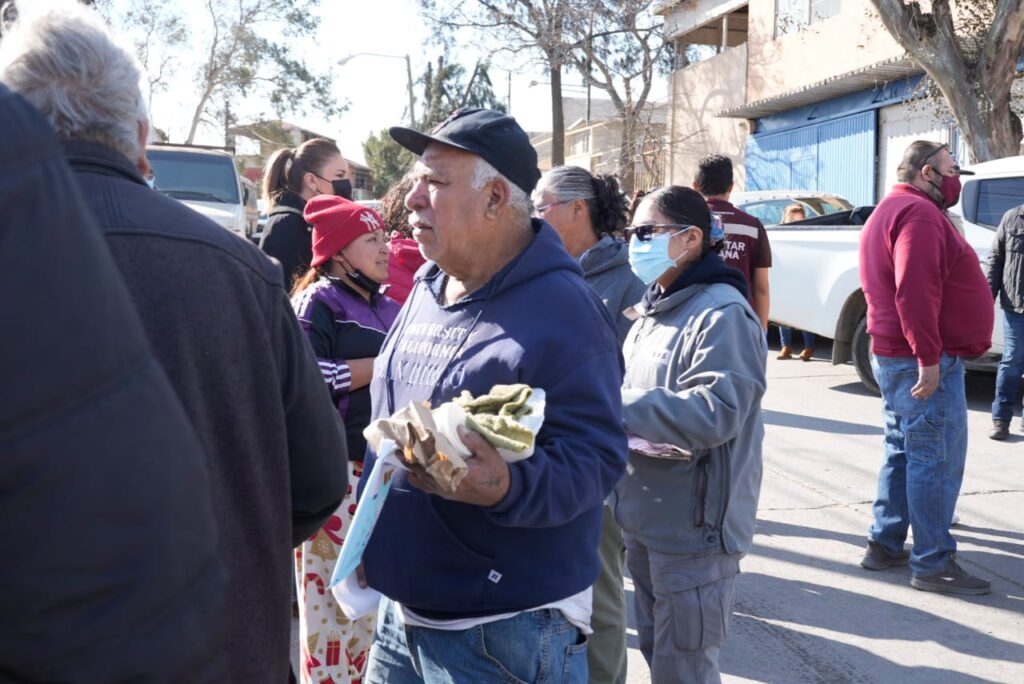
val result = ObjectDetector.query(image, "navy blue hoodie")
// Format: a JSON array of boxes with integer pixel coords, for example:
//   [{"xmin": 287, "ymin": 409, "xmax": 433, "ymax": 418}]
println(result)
[{"xmin": 361, "ymin": 221, "xmax": 628, "ymax": 618}]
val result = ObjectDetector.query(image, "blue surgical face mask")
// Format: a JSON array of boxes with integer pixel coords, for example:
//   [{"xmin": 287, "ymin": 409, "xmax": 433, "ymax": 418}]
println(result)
[{"xmin": 627, "ymin": 228, "xmax": 695, "ymax": 285}]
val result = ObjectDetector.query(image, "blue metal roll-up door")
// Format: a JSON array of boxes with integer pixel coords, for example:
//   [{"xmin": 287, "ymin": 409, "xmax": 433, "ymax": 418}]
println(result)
[{"xmin": 745, "ymin": 110, "xmax": 877, "ymax": 206}]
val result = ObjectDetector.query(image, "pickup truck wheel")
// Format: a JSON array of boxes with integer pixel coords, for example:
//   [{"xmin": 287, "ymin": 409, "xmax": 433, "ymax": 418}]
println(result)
[{"xmin": 852, "ymin": 317, "xmax": 880, "ymax": 396}]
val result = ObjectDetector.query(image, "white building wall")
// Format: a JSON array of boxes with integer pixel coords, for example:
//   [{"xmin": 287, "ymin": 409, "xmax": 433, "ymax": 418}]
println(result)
[{"xmin": 877, "ymin": 101, "xmax": 959, "ymax": 199}]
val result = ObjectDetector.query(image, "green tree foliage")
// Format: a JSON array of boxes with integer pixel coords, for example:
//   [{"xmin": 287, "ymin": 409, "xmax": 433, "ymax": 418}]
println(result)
[
  {"xmin": 363, "ymin": 53, "xmax": 505, "ymax": 197},
  {"xmin": 363, "ymin": 128, "xmax": 415, "ymax": 198},
  {"xmin": 419, "ymin": 54, "xmax": 507, "ymax": 129},
  {"xmin": 97, "ymin": 0, "xmax": 341, "ymax": 144}
]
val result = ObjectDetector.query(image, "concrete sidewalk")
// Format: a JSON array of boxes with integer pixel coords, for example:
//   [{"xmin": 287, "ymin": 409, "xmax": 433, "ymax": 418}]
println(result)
[{"xmin": 626, "ymin": 345, "xmax": 1024, "ymax": 683}]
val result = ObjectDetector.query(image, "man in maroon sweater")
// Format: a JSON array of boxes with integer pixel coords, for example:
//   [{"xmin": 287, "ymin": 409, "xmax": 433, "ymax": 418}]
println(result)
[
  {"xmin": 859, "ymin": 140, "xmax": 993, "ymax": 596},
  {"xmin": 694, "ymin": 155, "xmax": 772, "ymax": 330}
]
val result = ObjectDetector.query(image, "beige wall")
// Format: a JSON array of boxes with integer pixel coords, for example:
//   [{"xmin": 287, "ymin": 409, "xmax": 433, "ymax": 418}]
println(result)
[
  {"xmin": 667, "ymin": 43, "xmax": 750, "ymax": 189},
  {"xmin": 745, "ymin": 0, "xmax": 905, "ymax": 102}
]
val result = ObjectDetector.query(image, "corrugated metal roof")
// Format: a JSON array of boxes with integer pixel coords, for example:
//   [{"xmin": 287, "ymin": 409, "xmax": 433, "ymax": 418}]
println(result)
[{"xmin": 715, "ymin": 56, "xmax": 921, "ymax": 119}]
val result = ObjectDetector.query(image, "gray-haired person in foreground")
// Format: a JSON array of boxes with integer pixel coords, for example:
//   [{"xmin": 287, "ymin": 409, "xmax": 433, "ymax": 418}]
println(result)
[
  {"xmin": 0, "ymin": 4, "xmax": 349, "ymax": 680},
  {"xmin": 533, "ymin": 165, "xmax": 644, "ymax": 684}
]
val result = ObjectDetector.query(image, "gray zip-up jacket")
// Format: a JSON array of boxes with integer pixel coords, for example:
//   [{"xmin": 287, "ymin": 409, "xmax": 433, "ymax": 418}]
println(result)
[
  {"xmin": 611, "ymin": 281, "xmax": 766, "ymax": 556},
  {"xmin": 579, "ymin": 235, "xmax": 648, "ymax": 345},
  {"xmin": 987, "ymin": 204, "xmax": 1024, "ymax": 314}
]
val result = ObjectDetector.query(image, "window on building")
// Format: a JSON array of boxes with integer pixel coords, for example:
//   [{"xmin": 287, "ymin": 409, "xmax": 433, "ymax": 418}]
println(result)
[
  {"xmin": 975, "ymin": 177, "xmax": 1024, "ymax": 227},
  {"xmin": 569, "ymin": 132, "xmax": 590, "ymax": 156},
  {"xmin": 775, "ymin": 0, "xmax": 840, "ymax": 37},
  {"xmin": 671, "ymin": 5, "xmax": 748, "ymax": 69}
]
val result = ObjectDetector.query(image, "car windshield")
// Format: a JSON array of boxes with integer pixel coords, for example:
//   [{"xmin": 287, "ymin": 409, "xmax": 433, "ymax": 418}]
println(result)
[
  {"xmin": 148, "ymin": 149, "xmax": 239, "ymax": 204},
  {"xmin": 801, "ymin": 196, "xmax": 853, "ymax": 215},
  {"xmin": 739, "ymin": 196, "xmax": 854, "ymax": 225}
]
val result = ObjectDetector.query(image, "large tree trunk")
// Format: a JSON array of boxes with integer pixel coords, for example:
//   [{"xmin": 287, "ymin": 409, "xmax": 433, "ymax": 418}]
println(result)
[
  {"xmin": 931, "ymin": 76, "xmax": 1020, "ymax": 161},
  {"xmin": 617, "ymin": 113, "xmax": 636, "ymax": 192},
  {"xmin": 550, "ymin": 64, "xmax": 565, "ymax": 167},
  {"xmin": 870, "ymin": 0, "xmax": 1024, "ymax": 162},
  {"xmin": 185, "ymin": 84, "xmax": 214, "ymax": 145}
]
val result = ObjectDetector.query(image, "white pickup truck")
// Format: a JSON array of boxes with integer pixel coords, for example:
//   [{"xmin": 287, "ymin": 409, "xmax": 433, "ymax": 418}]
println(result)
[{"xmin": 763, "ymin": 157, "xmax": 1024, "ymax": 394}]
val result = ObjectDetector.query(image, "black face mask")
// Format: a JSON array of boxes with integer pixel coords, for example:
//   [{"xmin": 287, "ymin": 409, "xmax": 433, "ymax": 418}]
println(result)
[
  {"xmin": 346, "ymin": 268, "xmax": 381, "ymax": 294},
  {"xmin": 332, "ymin": 178, "xmax": 353, "ymax": 200},
  {"xmin": 332, "ymin": 256, "xmax": 381, "ymax": 295}
]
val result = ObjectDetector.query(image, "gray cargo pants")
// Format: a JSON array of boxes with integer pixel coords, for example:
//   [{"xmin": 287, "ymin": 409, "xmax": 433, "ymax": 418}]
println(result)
[{"xmin": 625, "ymin": 539, "xmax": 738, "ymax": 684}]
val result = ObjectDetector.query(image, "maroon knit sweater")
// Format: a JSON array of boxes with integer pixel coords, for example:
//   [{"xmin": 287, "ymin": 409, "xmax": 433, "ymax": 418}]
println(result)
[{"xmin": 859, "ymin": 183, "xmax": 992, "ymax": 366}]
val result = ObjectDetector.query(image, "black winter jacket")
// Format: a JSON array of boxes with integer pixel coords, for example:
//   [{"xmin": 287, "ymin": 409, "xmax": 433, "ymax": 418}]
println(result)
[
  {"xmin": 987, "ymin": 204, "xmax": 1024, "ymax": 314},
  {"xmin": 0, "ymin": 87, "xmax": 227, "ymax": 681},
  {"xmin": 64, "ymin": 140, "xmax": 349, "ymax": 682},
  {"xmin": 260, "ymin": 190, "xmax": 312, "ymax": 292}
]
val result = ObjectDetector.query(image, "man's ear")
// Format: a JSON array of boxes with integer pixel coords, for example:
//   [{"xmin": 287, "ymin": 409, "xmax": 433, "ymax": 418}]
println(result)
[{"xmin": 484, "ymin": 178, "xmax": 511, "ymax": 219}]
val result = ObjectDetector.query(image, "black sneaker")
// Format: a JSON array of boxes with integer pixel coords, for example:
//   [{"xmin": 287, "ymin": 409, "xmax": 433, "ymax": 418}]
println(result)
[
  {"xmin": 911, "ymin": 558, "xmax": 991, "ymax": 595},
  {"xmin": 860, "ymin": 541, "xmax": 910, "ymax": 570},
  {"xmin": 990, "ymin": 420, "xmax": 1010, "ymax": 441}
]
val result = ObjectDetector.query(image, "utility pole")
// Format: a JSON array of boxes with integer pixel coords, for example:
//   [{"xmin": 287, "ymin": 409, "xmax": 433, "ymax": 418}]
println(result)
[
  {"xmin": 404, "ymin": 54, "xmax": 417, "ymax": 126},
  {"xmin": 224, "ymin": 96, "xmax": 231, "ymax": 149}
]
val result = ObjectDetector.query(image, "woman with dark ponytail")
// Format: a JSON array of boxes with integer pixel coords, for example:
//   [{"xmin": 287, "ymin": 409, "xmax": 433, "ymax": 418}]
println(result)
[
  {"xmin": 259, "ymin": 138, "xmax": 350, "ymax": 291},
  {"xmin": 532, "ymin": 165, "xmax": 646, "ymax": 684}
]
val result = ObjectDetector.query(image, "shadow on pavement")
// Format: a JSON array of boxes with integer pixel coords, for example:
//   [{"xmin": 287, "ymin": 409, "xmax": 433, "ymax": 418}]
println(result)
[
  {"xmin": 763, "ymin": 409, "xmax": 882, "ymax": 436},
  {"xmin": 732, "ymin": 572, "xmax": 1024, "ymax": 664},
  {"xmin": 829, "ymin": 380, "xmax": 876, "ymax": 397},
  {"xmin": 723, "ymin": 608, "xmax": 1002, "ymax": 684},
  {"xmin": 751, "ymin": 520, "xmax": 1024, "ymax": 600}
]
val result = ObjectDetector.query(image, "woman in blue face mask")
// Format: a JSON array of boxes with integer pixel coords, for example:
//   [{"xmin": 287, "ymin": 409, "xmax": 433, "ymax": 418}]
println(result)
[{"xmin": 616, "ymin": 186, "xmax": 767, "ymax": 684}]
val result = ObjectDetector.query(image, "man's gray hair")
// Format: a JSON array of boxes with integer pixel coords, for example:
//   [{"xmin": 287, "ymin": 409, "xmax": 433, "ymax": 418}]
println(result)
[
  {"xmin": 0, "ymin": 2, "xmax": 147, "ymax": 162},
  {"xmin": 471, "ymin": 157, "xmax": 534, "ymax": 224}
]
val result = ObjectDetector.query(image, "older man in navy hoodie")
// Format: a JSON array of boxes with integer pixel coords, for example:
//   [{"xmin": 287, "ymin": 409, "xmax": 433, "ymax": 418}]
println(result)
[{"xmin": 360, "ymin": 108, "xmax": 628, "ymax": 683}]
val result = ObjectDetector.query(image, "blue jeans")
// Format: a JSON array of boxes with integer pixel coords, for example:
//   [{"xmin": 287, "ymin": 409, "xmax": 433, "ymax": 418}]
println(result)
[
  {"xmin": 992, "ymin": 309, "xmax": 1024, "ymax": 422},
  {"xmin": 779, "ymin": 326, "xmax": 815, "ymax": 349},
  {"xmin": 364, "ymin": 597, "xmax": 588, "ymax": 684},
  {"xmin": 869, "ymin": 354, "xmax": 967, "ymax": 576}
]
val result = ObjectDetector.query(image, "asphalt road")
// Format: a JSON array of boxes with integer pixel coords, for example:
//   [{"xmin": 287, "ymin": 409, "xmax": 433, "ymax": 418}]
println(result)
[{"xmin": 625, "ymin": 340, "xmax": 1024, "ymax": 683}]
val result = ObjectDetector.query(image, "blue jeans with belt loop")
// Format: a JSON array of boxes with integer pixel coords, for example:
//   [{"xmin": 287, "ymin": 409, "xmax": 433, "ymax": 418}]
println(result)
[
  {"xmin": 364, "ymin": 597, "xmax": 588, "ymax": 684},
  {"xmin": 992, "ymin": 309, "xmax": 1024, "ymax": 423},
  {"xmin": 868, "ymin": 354, "xmax": 967, "ymax": 576}
]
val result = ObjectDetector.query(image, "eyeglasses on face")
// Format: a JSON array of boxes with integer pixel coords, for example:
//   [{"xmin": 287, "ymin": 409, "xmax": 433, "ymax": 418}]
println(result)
[
  {"xmin": 623, "ymin": 223, "xmax": 696, "ymax": 242},
  {"xmin": 533, "ymin": 200, "xmax": 569, "ymax": 216}
]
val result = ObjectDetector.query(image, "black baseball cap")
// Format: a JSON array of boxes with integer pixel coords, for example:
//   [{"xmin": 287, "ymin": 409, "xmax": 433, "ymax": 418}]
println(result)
[{"xmin": 389, "ymin": 108, "xmax": 542, "ymax": 195}]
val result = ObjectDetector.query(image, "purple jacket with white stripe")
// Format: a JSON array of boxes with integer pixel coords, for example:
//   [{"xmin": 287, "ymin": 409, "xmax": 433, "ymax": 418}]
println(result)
[{"xmin": 292, "ymin": 277, "xmax": 401, "ymax": 460}]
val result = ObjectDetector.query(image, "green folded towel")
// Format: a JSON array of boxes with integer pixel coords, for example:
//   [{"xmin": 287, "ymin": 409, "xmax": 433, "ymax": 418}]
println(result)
[{"xmin": 455, "ymin": 384, "xmax": 535, "ymax": 452}]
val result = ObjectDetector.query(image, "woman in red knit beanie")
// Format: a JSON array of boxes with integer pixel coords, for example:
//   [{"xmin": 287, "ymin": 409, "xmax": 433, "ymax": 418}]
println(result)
[{"xmin": 290, "ymin": 196, "xmax": 401, "ymax": 684}]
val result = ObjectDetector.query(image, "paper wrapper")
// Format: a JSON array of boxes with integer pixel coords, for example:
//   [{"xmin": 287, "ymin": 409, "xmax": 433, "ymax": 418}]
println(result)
[{"xmin": 364, "ymin": 402, "xmax": 468, "ymax": 493}]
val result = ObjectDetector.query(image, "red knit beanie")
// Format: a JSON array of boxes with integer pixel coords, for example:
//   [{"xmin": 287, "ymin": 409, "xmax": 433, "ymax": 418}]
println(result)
[{"xmin": 304, "ymin": 195, "xmax": 385, "ymax": 267}]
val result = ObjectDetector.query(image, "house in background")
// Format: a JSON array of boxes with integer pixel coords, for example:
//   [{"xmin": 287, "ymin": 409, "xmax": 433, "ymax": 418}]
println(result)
[
  {"xmin": 229, "ymin": 120, "xmax": 374, "ymax": 200},
  {"xmin": 656, "ymin": 0, "xmax": 1003, "ymax": 205},
  {"xmin": 530, "ymin": 96, "xmax": 669, "ymax": 190}
]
